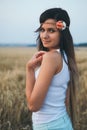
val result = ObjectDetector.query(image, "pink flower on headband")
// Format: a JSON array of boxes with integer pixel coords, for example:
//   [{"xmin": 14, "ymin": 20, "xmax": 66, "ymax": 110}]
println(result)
[{"xmin": 56, "ymin": 21, "xmax": 67, "ymax": 30}]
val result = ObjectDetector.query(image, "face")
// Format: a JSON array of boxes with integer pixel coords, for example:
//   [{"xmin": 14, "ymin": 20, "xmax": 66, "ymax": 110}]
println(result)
[{"xmin": 40, "ymin": 19, "xmax": 60, "ymax": 51}]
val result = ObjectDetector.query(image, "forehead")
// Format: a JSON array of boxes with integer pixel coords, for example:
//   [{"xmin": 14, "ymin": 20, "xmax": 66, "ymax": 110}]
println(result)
[{"xmin": 41, "ymin": 19, "xmax": 56, "ymax": 28}]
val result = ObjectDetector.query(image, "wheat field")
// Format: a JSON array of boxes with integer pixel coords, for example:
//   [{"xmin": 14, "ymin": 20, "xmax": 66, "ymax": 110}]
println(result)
[{"xmin": 0, "ymin": 47, "xmax": 87, "ymax": 130}]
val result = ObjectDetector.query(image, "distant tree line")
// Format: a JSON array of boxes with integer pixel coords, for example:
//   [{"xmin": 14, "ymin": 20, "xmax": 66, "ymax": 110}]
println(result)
[
  {"xmin": 74, "ymin": 43, "xmax": 87, "ymax": 47},
  {"xmin": 0, "ymin": 43, "xmax": 87, "ymax": 47}
]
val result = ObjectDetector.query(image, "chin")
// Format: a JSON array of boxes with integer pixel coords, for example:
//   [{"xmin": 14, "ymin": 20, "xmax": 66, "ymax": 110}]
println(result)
[{"xmin": 43, "ymin": 43, "xmax": 50, "ymax": 47}]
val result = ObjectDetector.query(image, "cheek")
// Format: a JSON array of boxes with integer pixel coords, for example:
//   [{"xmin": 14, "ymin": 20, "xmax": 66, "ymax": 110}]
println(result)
[
  {"xmin": 52, "ymin": 33, "xmax": 60, "ymax": 43},
  {"xmin": 40, "ymin": 33, "xmax": 42, "ymax": 39}
]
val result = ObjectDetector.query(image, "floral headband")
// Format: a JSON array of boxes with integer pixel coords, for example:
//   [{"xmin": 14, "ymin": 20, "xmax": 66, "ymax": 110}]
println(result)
[
  {"xmin": 56, "ymin": 20, "xmax": 68, "ymax": 31},
  {"xmin": 40, "ymin": 20, "xmax": 68, "ymax": 31}
]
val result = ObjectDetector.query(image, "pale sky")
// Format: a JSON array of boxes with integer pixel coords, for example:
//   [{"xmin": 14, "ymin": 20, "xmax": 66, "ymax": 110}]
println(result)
[{"xmin": 0, "ymin": 0, "xmax": 87, "ymax": 44}]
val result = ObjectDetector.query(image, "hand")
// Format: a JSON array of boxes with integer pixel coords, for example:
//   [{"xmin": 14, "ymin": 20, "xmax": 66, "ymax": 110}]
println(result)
[{"xmin": 26, "ymin": 51, "xmax": 46, "ymax": 71}]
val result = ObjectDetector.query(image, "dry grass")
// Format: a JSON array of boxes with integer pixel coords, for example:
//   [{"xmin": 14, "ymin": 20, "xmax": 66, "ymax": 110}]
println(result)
[
  {"xmin": 0, "ymin": 47, "xmax": 87, "ymax": 130},
  {"xmin": 75, "ymin": 47, "xmax": 87, "ymax": 130}
]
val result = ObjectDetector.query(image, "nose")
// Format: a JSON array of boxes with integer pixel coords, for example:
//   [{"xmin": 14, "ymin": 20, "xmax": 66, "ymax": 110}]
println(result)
[{"xmin": 42, "ymin": 31, "xmax": 49, "ymax": 39}]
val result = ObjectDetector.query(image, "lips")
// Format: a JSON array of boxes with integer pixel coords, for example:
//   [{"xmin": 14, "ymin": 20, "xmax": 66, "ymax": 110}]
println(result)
[{"xmin": 42, "ymin": 40, "xmax": 51, "ymax": 43}]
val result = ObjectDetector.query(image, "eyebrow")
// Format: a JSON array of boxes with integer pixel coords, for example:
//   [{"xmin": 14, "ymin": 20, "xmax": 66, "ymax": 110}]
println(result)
[{"xmin": 40, "ymin": 26, "xmax": 57, "ymax": 30}]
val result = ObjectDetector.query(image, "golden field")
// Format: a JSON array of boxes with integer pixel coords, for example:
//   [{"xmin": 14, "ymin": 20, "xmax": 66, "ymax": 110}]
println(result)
[{"xmin": 0, "ymin": 47, "xmax": 87, "ymax": 130}]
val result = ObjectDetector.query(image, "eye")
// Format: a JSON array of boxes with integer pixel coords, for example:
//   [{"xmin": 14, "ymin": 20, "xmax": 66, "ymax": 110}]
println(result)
[
  {"xmin": 48, "ymin": 28, "xmax": 56, "ymax": 33},
  {"xmin": 40, "ymin": 28, "xmax": 45, "ymax": 33}
]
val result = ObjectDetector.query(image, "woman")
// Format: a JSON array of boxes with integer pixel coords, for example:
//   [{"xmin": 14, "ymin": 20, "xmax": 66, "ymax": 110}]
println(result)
[{"xmin": 26, "ymin": 8, "xmax": 79, "ymax": 130}]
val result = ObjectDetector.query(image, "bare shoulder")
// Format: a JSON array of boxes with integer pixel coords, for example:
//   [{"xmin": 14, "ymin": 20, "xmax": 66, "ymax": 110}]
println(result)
[
  {"xmin": 43, "ymin": 50, "xmax": 62, "ymax": 64},
  {"xmin": 41, "ymin": 50, "xmax": 62, "ymax": 74}
]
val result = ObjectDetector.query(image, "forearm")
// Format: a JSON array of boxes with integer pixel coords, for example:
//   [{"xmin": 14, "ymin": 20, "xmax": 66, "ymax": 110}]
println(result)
[{"xmin": 26, "ymin": 67, "xmax": 35, "ymax": 102}]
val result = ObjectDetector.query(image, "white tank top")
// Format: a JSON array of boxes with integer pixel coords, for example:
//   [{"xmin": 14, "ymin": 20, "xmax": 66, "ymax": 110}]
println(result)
[{"xmin": 32, "ymin": 49, "xmax": 70, "ymax": 124}]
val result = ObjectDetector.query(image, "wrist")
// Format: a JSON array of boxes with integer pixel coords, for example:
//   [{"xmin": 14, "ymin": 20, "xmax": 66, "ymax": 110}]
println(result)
[{"xmin": 26, "ymin": 64, "xmax": 35, "ymax": 72}]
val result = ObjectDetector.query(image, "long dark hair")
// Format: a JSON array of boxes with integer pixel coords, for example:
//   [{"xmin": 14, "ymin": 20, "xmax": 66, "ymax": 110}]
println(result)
[{"xmin": 36, "ymin": 8, "xmax": 79, "ymax": 129}]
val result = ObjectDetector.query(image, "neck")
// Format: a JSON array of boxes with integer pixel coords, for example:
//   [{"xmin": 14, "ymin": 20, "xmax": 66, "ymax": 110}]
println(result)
[{"xmin": 48, "ymin": 47, "xmax": 60, "ymax": 52}]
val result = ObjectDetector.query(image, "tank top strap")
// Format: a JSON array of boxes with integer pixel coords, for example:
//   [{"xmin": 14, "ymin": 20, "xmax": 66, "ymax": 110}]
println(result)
[
  {"xmin": 56, "ymin": 48, "xmax": 60, "ymax": 53},
  {"xmin": 54, "ymin": 48, "xmax": 60, "ymax": 53},
  {"xmin": 55, "ymin": 49, "xmax": 67, "ymax": 62}
]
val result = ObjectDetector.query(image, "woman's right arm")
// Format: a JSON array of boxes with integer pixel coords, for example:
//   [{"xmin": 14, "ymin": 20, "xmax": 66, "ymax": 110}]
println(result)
[{"xmin": 25, "ymin": 51, "xmax": 46, "ymax": 111}]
